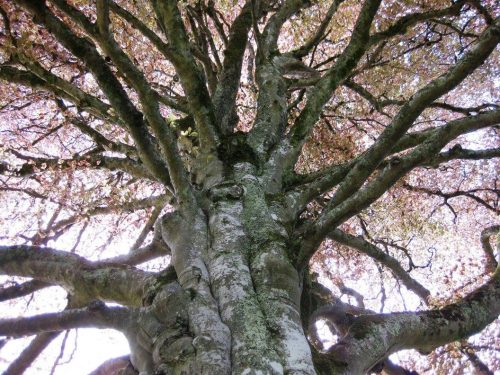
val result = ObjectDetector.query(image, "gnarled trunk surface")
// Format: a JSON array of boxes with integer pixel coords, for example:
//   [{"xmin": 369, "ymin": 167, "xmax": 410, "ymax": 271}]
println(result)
[{"xmin": 130, "ymin": 164, "xmax": 315, "ymax": 374}]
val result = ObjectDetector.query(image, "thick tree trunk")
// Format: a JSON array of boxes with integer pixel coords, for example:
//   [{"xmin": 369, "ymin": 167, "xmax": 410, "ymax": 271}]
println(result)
[
  {"xmin": 0, "ymin": 174, "xmax": 498, "ymax": 375},
  {"xmin": 126, "ymin": 164, "xmax": 315, "ymax": 374}
]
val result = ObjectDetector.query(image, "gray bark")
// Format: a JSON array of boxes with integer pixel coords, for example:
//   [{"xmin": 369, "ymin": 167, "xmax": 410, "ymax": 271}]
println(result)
[{"xmin": 0, "ymin": 1, "xmax": 498, "ymax": 374}]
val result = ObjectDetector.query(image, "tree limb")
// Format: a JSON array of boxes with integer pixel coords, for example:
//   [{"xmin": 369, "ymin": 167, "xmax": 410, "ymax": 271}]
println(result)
[
  {"xmin": 0, "ymin": 303, "xmax": 132, "ymax": 337},
  {"xmin": 5, "ymin": 149, "xmax": 154, "ymax": 181},
  {"xmin": 315, "ymin": 19, "xmax": 499, "ymax": 217},
  {"xmin": 151, "ymin": 0, "xmax": 220, "ymax": 154},
  {"xmin": 0, "ymin": 245, "xmax": 155, "ymax": 306},
  {"xmin": 321, "ymin": 266, "xmax": 499, "ymax": 374},
  {"xmin": 292, "ymin": 0, "xmax": 344, "ymax": 58},
  {"xmin": 298, "ymin": 110, "xmax": 500, "ymax": 267},
  {"xmin": 328, "ymin": 229, "xmax": 431, "ymax": 302},
  {"xmin": 3, "ymin": 332, "xmax": 61, "ymax": 375},
  {"xmin": 213, "ymin": 1, "xmax": 252, "ymax": 134},
  {"xmin": 0, "ymin": 280, "xmax": 51, "ymax": 302},
  {"xmin": 267, "ymin": 0, "xmax": 382, "ymax": 176},
  {"xmin": 17, "ymin": 0, "xmax": 172, "ymax": 187},
  {"xmin": 369, "ymin": 1, "xmax": 465, "ymax": 46},
  {"xmin": 50, "ymin": 0, "xmax": 194, "ymax": 200}
]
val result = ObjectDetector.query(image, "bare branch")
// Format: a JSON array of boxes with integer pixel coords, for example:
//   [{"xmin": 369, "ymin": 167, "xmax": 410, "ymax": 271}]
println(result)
[
  {"xmin": 292, "ymin": 0, "xmax": 344, "ymax": 58},
  {"xmin": 213, "ymin": 1, "xmax": 252, "ymax": 134},
  {"xmin": 0, "ymin": 280, "xmax": 51, "ymax": 302},
  {"xmin": 3, "ymin": 332, "xmax": 61, "ymax": 375},
  {"xmin": 329, "ymin": 229, "xmax": 431, "ymax": 302},
  {"xmin": 16, "ymin": 0, "xmax": 172, "ymax": 187},
  {"xmin": 0, "ymin": 303, "xmax": 132, "ymax": 337},
  {"xmin": 287, "ymin": 112, "xmax": 499, "ymax": 218},
  {"xmin": 0, "ymin": 245, "xmax": 155, "ymax": 306},
  {"xmin": 321, "ymin": 267, "xmax": 499, "ymax": 374}
]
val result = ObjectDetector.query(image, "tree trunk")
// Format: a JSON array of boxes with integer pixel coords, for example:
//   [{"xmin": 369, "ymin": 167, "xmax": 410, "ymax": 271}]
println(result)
[{"xmin": 123, "ymin": 163, "xmax": 315, "ymax": 374}]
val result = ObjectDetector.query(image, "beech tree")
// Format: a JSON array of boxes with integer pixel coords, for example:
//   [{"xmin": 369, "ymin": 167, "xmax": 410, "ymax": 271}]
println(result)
[{"xmin": 0, "ymin": 0, "xmax": 498, "ymax": 374}]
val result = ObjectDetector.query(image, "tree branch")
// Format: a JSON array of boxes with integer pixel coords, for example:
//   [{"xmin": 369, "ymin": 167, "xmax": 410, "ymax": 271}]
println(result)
[
  {"xmin": 261, "ymin": 0, "xmax": 311, "ymax": 57},
  {"xmin": 0, "ymin": 303, "xmax": 132, "ymax": 337},
  {"xmin": 213, "ymin": 1, "xmax": 252, "ymax": 134},
  {"xmin": 267, "ymin": 0, "xmax": 382, "ymax": 176},
  {"xmin": 0, "ymin": 245, "xmax": 155, "ymax": 306},
  {"xmin": 292, "ymin": 0, "xmax": 344, "ymax": 58},
  {"xmin": 3, "ymin": 332, "xmax": 61, "ymax": 375},
  {"xmin": 298, "ymin": 110, "xmax": 500, "ymax": 267},
  {"xmin": 345, "ymin": 79, "xmax": 498, "ymax": 116},
  {"xmin": 151, "ymin": 0, "xmax": 220, "ymax": 154},
  {"xmin": 50, "ymin": 0, "xmax": 194, "ymax": 200},
  {"xmin": 403, "ymin": 183, "xmax": 499, "ymax": 215},
  {"xmin": 321, "ymin": 266, "xmax": 500, "ymax": 374},
  {"xmin": 328, "ymin": 229, "xmax": 430, "ymax": 302},
  {"xmin": 314, "ymin": 19, "xmax": 499, "ymax": 217},
  {"xmin": 286, "ymin": 110, "xmax": 499, "ymax": 219},
  {"xmin": 369, "ymin": 1, "xmax": 465, "ymax": 46},
  {"xmin": 0, "ymin": 64, "xmax": 119, "ymax": 125},
  {"xmin": 16, "ymin": 0, "xmax": 172, "ymax": 187},
  {"xmin": 0, "ymin": 280, "xmax": 51, "ymax": 302},
  {"xmin": 5, "ymin": 149, "xmax": 154, "ymax": 180}
]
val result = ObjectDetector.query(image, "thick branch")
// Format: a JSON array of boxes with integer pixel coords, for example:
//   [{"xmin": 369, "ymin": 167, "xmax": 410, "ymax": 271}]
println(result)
[
  {"xmin": 101, "ymin": 224, "xmax": 171, "ymax": 267},
  {"xmin": 0, "ymin": 303, "xmax": 131, "ymax": 337},
  {"xmin": 288, "ymin": 0, "xmax": 381, "ymax": 145},
  {"xmin": 151, "ymin": 0, "xmax": 220, "ymax": 153},
  {"xmin": 323, "ymin": 268, "xmax": 500, "ymax": 374},
  {"xmin": 268, "ymin": 0, "xmax": 381, "ymax": 175},
  {"xmin": 50, "ymin": 0, "xmax": 193, "ymax": 200},
  {"xmin": 261, "ymin": 0, "xmax": 310, "ymax": 56},
  {"xmin": 0, "ymin": 64, "xmax": 118, "ymax": 124},
  {"xmin": 427, "ymin": 147, "xmax": 500, "ymax": 166},
  {"xmin": 0, "ymin": 280, "xmax": 50, "ymax": 302},
  {"xmin": 213, "ymin": 2, "xmax": 252, "ymax": 134},
  {"xmin": 6, "ymin": 149, "xmax": 153, "ymax": 180},
  {"xmin": 287, "ymin": 116, "xmax": 499, "ymax": 218},
  {"xmin": 319, "ymin": 19, "xmax": 500, "ymax": 214},
  {"xmin": 0, "ymin": 245, "xmax": 154, "ymax": 306}
]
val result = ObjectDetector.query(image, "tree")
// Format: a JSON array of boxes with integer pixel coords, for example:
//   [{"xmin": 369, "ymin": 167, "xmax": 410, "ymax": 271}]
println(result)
[{"xmin": 0, "ymin": 0, "xmax": 498, "ymax": 373}]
